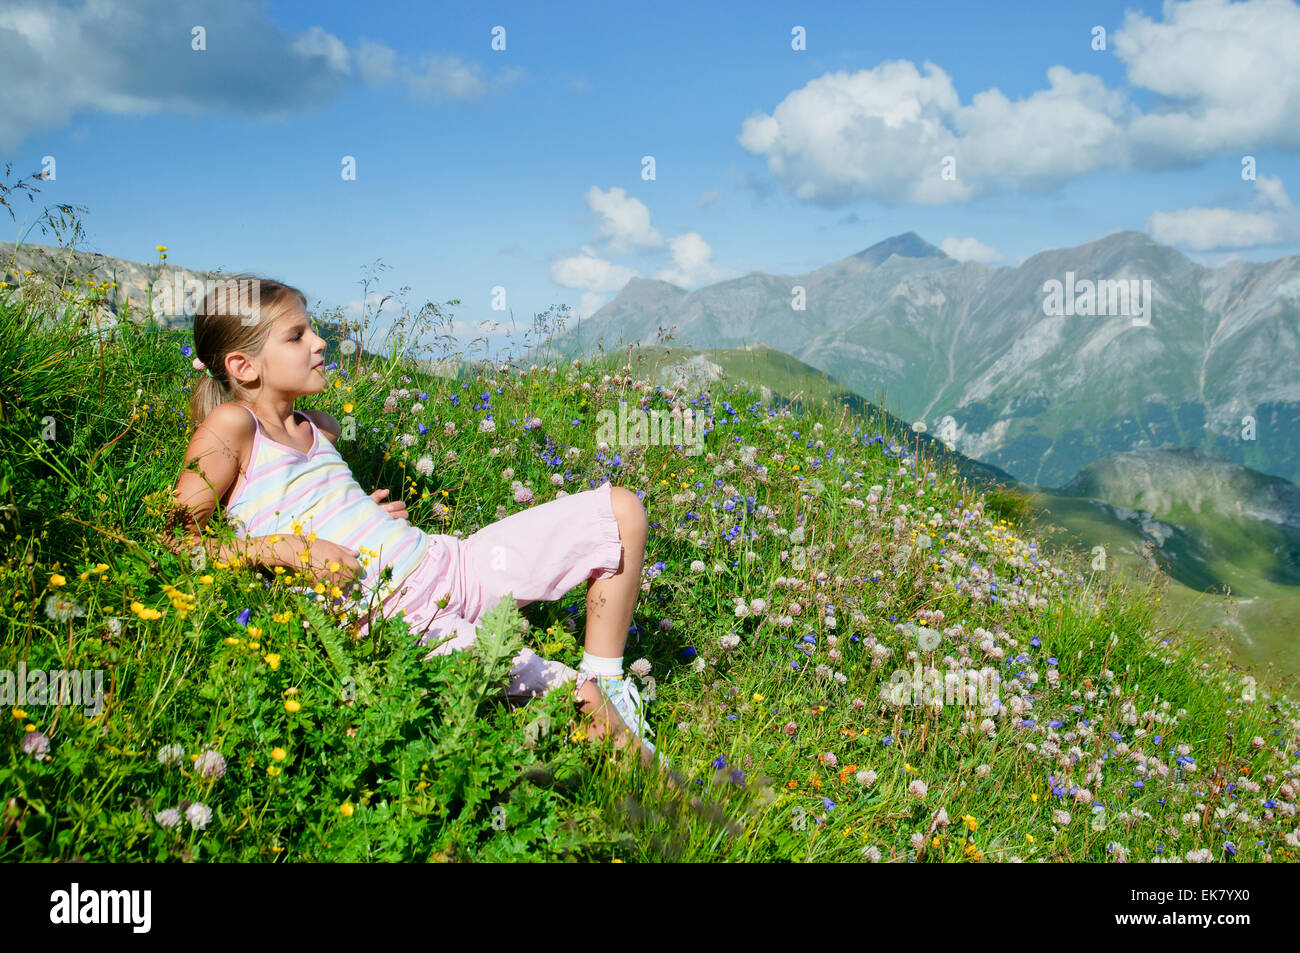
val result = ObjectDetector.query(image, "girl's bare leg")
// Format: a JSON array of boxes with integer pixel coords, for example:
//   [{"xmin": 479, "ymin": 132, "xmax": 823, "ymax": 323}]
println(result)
[{"xmin": 574, "ymin": 486, "xmax": 653, "ymax": 763}]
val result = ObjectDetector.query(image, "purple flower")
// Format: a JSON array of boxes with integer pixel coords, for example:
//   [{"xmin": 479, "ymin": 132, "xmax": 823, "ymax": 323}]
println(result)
[
  {"xmin": 236, "ymin": 608, "xmax": 251, "ymax": 627},
  {"xmin": 711, "ymin": 755, "xmax": 727, "ymax": 770},
  {"xmin": 682, "ymin": 646, "xmax": 697, "ymax": 661},
  {"xmin": 1030, "ymin": 637, "xmax": 1041, "ymax": 647},
  {"xmin": 821, "ymin": 797, "xmax": 836, "ymax": 812},
  {"xmin": 1224, "ymin": 842, "xmax": 1237, "ymax": 857}
]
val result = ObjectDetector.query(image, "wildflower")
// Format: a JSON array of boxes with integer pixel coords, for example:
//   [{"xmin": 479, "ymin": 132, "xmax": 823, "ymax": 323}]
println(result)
[
  {"xmin": 917, "ymin": 627, "xmax": 941, "ymax": 652},
  {"xmin": 909, "ymin": 779, "xmax": 928, "ymax": 799},
  {"xmin": 264, "ymin": 653, "xmax": 281, "ymax": 670},
  {"xmin": 752, "ymin": 692, "xmax": 765, "ymax": 703},
  {"xmin": 44, "ymin": 593, "xmax": 86, "ymax": 623},
  {"xmin": 284, "ymin": 699, "xmax": 301, "ymax": 713},
  {"xmin": 862, "ymin": 845, "xmax": 882, "ymax": 862},
  {"xmin": 821, "ymin": 752, "xmax": 838, "ymax": 768},
  {"xmin": 154, "ymin": 808, "xmax": 181, "ymax": 828},
  {"xmin": 195, "ymin": 749, "xmax": 227, "ymax": 779},
  {"xmin": 340, "ymin": 802, "xmax": 354, "ymax": 817},
  {"xmin": 1053, "ymin": 809, "xmax": 1071, "ymax": 826},
  {"xmin": 271, "ymin": 747, "xmax": 286, "ymax": 762},
  {"xmin": 48, "ymin": 574, "xmax": 67, "ymax": 588},
  {"xmin": 720, "ymin": 634, "xmax": 741, "ymax": 651},
  {"xmin": 690, "ymin": 560, "xmax": 706, "ymax": 572},
  {"xmin": 783, "ymin": 721, "xmax": 798, "ymax": 736},
  {"xmin": 186, "ymin": 802, "xmax": 212, "ymax": 830},
  {"xmin": 629, "ymin": 658, "xmax": 652, "ymax": 678},
  {"xmin": 21, "ymin": 732, "xmax": 50, "ymax": 761},
  {"xmin": 157, "ymin": 743, "xmax": 184, "ymax": 767}
]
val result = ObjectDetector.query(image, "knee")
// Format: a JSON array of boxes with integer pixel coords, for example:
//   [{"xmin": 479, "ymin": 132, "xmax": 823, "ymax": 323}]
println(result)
[{"xmin": 610, "ymin": 486, "xmax": 648, "ymax": 540}]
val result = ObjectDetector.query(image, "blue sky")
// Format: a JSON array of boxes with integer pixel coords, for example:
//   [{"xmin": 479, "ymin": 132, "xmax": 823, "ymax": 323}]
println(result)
[{"xmin": 3, "ymin": 0, "xmax": 1298, "ymax": 361}]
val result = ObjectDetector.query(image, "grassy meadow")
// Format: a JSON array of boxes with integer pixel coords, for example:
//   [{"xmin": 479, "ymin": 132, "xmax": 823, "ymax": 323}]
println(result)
[{"xmin": 1, "ymin": 267, "xmax": 1299, "ymax": 863}]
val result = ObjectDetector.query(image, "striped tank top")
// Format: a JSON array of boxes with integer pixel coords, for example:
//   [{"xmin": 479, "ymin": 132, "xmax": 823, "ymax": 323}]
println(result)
[{"xmin": 223, "ymin": 403, "xmax": 431, "ymax": 606}]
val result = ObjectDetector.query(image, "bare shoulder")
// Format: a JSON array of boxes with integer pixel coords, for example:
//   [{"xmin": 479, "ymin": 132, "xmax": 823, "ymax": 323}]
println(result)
[
  {"xmin": 173, "ymin": 402, "xmax": 256, "ymax": 517},
  {"xmin": 302, "ymin": 409, "xmax": 341, "ymax": 445}
]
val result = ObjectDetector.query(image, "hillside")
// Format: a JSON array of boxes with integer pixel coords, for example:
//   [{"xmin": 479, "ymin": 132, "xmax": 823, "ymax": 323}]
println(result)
[{"xmin": 2, "ymin": 251, "xmax": 1298, "ymax": 864}]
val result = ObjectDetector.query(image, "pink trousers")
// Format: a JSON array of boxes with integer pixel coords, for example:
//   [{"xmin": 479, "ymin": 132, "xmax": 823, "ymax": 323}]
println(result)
[{"xmin": 358, "ymin": 480, "xmax": 625, "ymax": 698}]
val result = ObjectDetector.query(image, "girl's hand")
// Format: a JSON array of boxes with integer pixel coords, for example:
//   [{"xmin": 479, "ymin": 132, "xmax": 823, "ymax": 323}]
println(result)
[{"xmin": 370, "ymin": 488, "xmax": 409, "ymax": 522}]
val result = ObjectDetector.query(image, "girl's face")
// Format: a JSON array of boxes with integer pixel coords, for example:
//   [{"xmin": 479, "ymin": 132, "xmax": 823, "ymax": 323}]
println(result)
[{"xmin": 258, "ymin": 301, "xmax": 328, "ymax": 396}]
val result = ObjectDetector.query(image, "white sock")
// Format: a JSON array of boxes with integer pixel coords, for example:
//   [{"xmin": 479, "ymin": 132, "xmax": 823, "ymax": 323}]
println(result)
[{"xmin": 578, "ymin": 651, "xmax": 623, "ymax": 679}]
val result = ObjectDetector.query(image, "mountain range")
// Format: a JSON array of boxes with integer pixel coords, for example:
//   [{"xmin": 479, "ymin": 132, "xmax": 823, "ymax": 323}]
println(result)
[{"xmin": 558, "ymin": 230, "xmax": 1300, "ymax": 490}]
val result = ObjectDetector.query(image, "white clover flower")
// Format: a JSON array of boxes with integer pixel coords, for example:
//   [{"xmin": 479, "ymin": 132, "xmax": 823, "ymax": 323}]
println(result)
[
  {"xmin": 908, "ymin": 779, "xmax": 928, "ymax": 799},
  {"xmin": 550, "ymin": 472, "xmax": 564, "ymax": 486},
  {"xmin": 629, "ymin": 658, "xmax": 652, "ymax": 678},
  {"xmin": 480, "ymin": 418, "xmax": 496, "ymax": 433},
  {"xmin": 157, "ymin": 743, "xmax": 185, "ymax": 767},
  {"xmin": 195, "ymin": 748, "xmax": 226, "ymax": 779},
  {"xmin": 719, "ymin": 634, "xmax": 741, "ymax": 651},
  {"xmin": 502, "ymin": 467, "xmax": 515, "ymax": 481},
  {"xmin": 862, "ymin": 845, "xmax": 882, "ymax": 862},
  {"xmin": 975, "ymin": 764, "xmax": 991, "ymax": 778},
  {"xmin": 749, "ymin": 598, "xmax": 766, "ymax": 614},
  {"xmin": 155, "ymin": 807, "xmax": 181, "ymax": 828},
  {"xmin": 857, "ymin": 769, "xmax": 877, "ymax": 787},
  {"xmin": 1052, "ymin": 809, "xmax": 1071, "ymax": 826},
  {"xmin": 690, "ymin": 560, "xmax": 706, "ymax": 572},
  {"xmin": 186, "ymin": 802, "xmax": 213, "ymax": 830},
  {"xmin": 414, "ymin": 455, "xmax": 435, "ymax": 477}
]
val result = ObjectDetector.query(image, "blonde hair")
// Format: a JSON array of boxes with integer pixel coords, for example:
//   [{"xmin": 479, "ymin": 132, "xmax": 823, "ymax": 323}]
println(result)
[{"xmin": 188, "ymin": 276, "xmax": 309, "ymax": 427}]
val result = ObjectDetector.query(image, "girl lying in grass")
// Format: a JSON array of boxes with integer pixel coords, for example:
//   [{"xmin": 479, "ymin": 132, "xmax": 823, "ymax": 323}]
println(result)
[{"xmin": 162, "ymin": 276, "xmax": 665, "ymax": 767}]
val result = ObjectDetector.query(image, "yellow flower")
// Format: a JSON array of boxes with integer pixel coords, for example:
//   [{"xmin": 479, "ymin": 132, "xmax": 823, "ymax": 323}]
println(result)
[
  {"xmin": 931, "ymin": 836, "xmax": 941, "ymax": 847},
  {"xmin": 264, "ymin": 653, "xmax": 281, "ymax": 670},
  {"xmin": 247, "ymin": 626, "xmax": 262, "ymax": 639},
  {"xmin": 1030, "ymin": 793, "xmax": 1038, "ymax": 803},
  {"xmin": 284, "ymin": 699, "xmax": 301, "ymax": 713},
  {"xmin": 570, "ymin": 728, "xmax": 587, "ymax": 743},
  {"xmin": 343, "ymin": 403, "xmax": 354, "ymax": 414},
  {"xmin": 271, "ymin": 747, "xmax": 286, "ymax": 761},
  {"xmin": 225, "ymin": 637, "xmax": 241, "ymax": 646},
  {"xmin": 267, "ymin": 765, "xmax": 280, "ymax": 777},
  {"xmin": 155, "ymin": 245, "xmax": 167, "ymax": 253},
  {"xmin": 962, "ymin": 814, "xmax": 978, "ymax": 832},
  {"xmin": 49, "ymin": 574, "xmax": 67, "ymax": 588},
  {"xmin": 200, "ymin": 575, "xmax": 214, "ymax": 585},
  {"xmin": 1026, "ymin": 833, "xmax": 1036, "ymax": 843},
  {"xmin": 12, "ymin": 709, "xmax": 26, "ymax": 720},
  {"xmin": 248, "ymin": 642, "xmax": 260, "ymax": 651},
  {"xmin": 340, "ymin": 802, "xmax": 354, "ymax": 817},
  {"xmin": 25, "ymin": 723, "xmax": 37, "ymax": 732},
  {"xmin": 752, "ymin": 693, "xmax": 765, "ymax": 703},
  {"xmin": 283, "ymin": 687, "xmax": 299, "ymax": 696}
]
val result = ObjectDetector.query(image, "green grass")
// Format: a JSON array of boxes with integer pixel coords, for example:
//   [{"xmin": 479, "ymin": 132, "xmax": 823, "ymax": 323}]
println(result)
[{"xmin": 1, "ymin": 271, "xmax": 1298, "ymax": 863}]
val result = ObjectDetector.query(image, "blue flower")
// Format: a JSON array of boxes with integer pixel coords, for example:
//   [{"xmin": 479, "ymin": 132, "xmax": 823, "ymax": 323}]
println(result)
[
  {"xmin": 1264, "ymin": 799, "xmax": 1277, "ymax": 809},
  {"xmin": 236, "ymin": 608, "xmax": 251, "ymax": 626},
  {"xmin": 821, "ymin": 797, "xmax": 836, "ymax": 812},
  {"xmin": 1224, "ymin": 842, "xmax": 1237, "ymax": 857},
  {"xmin": 181, "ymin": 344, "xmax": 193, "ymax": 357},
  {"xmin": 1153, "ymin": 734, "xmax": 1162, "ymax": 745},
  {"xmin": 1030, "ymin": 636, "xmax": 1041, "ymax": 647},
  {"xmin": 882, "ymin": 735, "xmax": 893, "ymax": 746},
  {"xmin": 711, "ymin": 754, "xmax": 727, "ymax": 770},
  {"xmin": 1109, "ymin": 731, "xmax": 1123, "ymax": 742},
  {"xmin": 731, "ymin": 769, "xmax": 745, "ymax": 786},
  {"xmin": 1133, "ymin": 780, "xmax": 1144, "ymax": 789},
  {"xmin": 682, "ymin": 646, "xmax": 697, "ymax": 660},
  {"xmin": 1049, "ymin": 720, "xmax": 1063, "ymax": 728}
]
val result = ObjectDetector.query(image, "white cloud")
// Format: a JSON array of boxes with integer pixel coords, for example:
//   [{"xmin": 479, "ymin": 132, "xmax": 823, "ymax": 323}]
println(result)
[
  {"xmin": 549, "ymin": 245, "xmax": 641, "ymax": 292},
  {"xmin": 737, "ymin": 0, "xmax": 1300, "ymax": 207},
  {"xmin": 584, "ymin": 186, "xmax": 664, "ymax": 253},
  {"xmin": 0, "ymin": 0, "xmax": 521, "ymax": 151},
  {"xmin": 652, "ymin": 232, "xmax": 732, "ymax": 287},
  {"xmin": 939, "ymin": 235, "xmax": 1003, "ymax": 264},
  {"xmin": 1147, "ymin": 174, "xmax": 1299, "ymax": 249}
]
